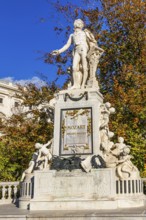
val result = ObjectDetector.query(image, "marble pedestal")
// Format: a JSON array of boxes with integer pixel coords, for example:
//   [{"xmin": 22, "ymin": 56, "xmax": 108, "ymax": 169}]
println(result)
[
  {"xmin": 28, "ymin": 168, "xmax": 117, "ymax": 210},
  {"xmin": 19, "ymin": 88, "xmax": 145, "ymax": 211},
  {"xmin": 19, "ymin": 169, "xmax": 145, "ymax": 210}
]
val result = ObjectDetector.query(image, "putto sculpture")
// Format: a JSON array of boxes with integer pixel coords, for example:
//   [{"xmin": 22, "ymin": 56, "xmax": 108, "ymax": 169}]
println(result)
[
  {"xmin": 52, "ymin": 19, "xmax": 104, "ymax": 89},
  {"xmin": 21, "ymin": 139, "xmax": 52, "ymax": 181}
]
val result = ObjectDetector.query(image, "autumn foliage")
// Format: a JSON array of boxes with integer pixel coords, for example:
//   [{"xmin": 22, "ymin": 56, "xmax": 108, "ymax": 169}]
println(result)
[{"xmin": 0, "ymin": 83, "xmax": 58, "ymax": 181}]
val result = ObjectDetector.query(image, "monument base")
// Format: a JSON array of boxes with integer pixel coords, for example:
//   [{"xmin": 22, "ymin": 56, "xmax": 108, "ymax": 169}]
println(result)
[
  {"xmin": 19, "ymin": 169, "xmax": 145, "ymax": 210},
  {"xmin": 30, "ymin": 200, "xmax": 117, "ymax": 211}
]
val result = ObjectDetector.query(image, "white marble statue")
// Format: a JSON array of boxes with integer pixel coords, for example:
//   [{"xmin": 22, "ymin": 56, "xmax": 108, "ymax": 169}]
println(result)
[
  {"xmin": 102, "ymin": 135, "xmax": 140, "ymax": 180},
  {"xmin": 21, "ymin": 150, "xmax": 39, "ymax": 181},
  {"xmin": 52, "ymin": 19, "xmax": 104, "ymax": 89},
  {"xmin": 103, "ymin": 136, "xmax": 126, "ymax": 168},
  {"xmin": 114, "ymin": 137, "xmax": 130, "ymax": 154},
  {"xmin": 103, "ymin": 139, "xmax": 124, "ymax": 169},
  {"xmin": 116, "ymin": 146, "xmax": 140, "ymax": 180},
  {"xmin": 35, "ymin": 139, "xmax": 53, "ymax": 170},
  {"xmin": 100, "ymin": 102, "xmax": 115, "ymax": 155},
  {"xmin": 21, "ymin": 139, "xmax": 53, "ymax": 181},
  {"xmin": 100, "ymin": 102, "xmax": 115, "ymax": 129}
]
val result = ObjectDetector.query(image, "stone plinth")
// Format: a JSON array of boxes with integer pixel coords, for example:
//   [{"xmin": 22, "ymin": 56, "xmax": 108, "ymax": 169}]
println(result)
[
  {"xmin": 29, "ymin": 168, "xmax": 117, "ymax": 210},
  {"xmin": 19, "ymin": 169, "xmax": 145, "ymax": 210},
  {"xmin": 53, "ymin": 88, "xmax": 103, "ymax": 157}
]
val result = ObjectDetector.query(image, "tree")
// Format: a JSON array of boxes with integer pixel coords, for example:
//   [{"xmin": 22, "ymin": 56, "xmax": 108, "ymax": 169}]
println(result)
[
  {"xmin": 0, "ymin": 82, "xmax": 58, "ymax": 181},
  {"xmin": 45, "ymin": 0, "xmax": 146, "ymax": 175}
]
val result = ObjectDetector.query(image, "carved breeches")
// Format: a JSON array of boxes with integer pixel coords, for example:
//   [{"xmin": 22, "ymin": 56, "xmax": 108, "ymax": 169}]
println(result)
[
  {"xmin": 73, "ymin": 45, "xmax": 88, "ymax": 73},
  {"xmin": 74, "ymin": 45, "xmax": 88, "ymax": 55}
]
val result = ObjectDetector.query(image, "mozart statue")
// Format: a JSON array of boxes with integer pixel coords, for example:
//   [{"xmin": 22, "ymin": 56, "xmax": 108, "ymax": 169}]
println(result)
[{"xmin": 52, "ymin": 19, "xmax": 104, "ymax": 89}]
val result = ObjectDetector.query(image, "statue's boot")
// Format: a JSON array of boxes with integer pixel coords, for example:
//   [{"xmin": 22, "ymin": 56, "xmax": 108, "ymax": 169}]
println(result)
[{"xmin": 70, "ymin": 84, "xmax": 81, "ymax": 89}]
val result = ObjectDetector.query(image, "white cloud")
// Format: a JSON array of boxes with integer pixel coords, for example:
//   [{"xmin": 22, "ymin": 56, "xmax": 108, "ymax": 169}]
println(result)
[
  {"xmin": 0, "ymin": 76, "xmax": 47, "ymax": 87},
  {"xmin": 1, "ymin": 77, "xmax": 14, "ymax": 82}
]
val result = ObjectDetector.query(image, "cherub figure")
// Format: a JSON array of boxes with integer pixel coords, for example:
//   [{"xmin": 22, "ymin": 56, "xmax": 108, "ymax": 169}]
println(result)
[
  {"xmin": 20, "ymin": 139, "xmax": 53, "ymax": 181},
  {"xmin": 114, "ymin": 137, "xmax": 128, "ymax": 155},
  {"xmin": 20, "ymin": 150, "xmax": 38, "ymax": 181},
  {"xmin": 35, "ymin": 139, "xmax": 53, "ymax": 169},
  {"xmin": 100, "ymin": 102, "xmax": 115, "ymax": 129},
  {"xmin": 100, "ymin": 102, "xmax": 115, "ymax": 156},
  {"xmin": 116, "ymin": 146, "xmax": 140, "ymax": 180}
]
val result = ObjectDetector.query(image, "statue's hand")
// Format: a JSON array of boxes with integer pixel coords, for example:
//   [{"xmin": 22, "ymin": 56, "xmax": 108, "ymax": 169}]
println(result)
[
  {"xmin": 47, "ymin": 138, "xmax": 53, "ymax": 145},
  {"xmin": 51, "ymin": 50, "xmax": 59, "ymax": 56},
  {"xmin": 94, "ymin": 45, "xmax": 104, "ymax": 53}
]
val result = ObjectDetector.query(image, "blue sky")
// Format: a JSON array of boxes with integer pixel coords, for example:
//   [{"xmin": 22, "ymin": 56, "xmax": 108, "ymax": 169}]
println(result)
[
  {"xmin": 0, "ymin": 0, "xmax": 73, "ymax": 86},
  {"xmin": 0, "ymin": 0, "xmax": 100, "ymax": 86}
]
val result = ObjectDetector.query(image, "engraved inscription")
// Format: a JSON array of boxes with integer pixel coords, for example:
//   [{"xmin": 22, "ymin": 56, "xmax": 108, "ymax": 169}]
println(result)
[{"xmin": 60, "ymin": 108, "xmax": 93, "ymax": 156}]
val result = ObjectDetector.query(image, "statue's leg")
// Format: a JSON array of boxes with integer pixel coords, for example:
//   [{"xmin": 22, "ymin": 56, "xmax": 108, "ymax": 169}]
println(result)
[
  {"xmin": 72, "ymin": 52, "xmax": 81, "ymax": 89},
  {"xmin": 44, "ymin": 157, "xmax": 48, "ymax": 169},
  {"xmin": 20, "ymin": 172, "xmax": 26, "ymax": 182},
  {"xmin": 116, "ymin": 164, "xmax": 124, "ymax": 180},
  {"xmin": 81, "ymin": 52, "xmax": 88, "ymax": 89}
]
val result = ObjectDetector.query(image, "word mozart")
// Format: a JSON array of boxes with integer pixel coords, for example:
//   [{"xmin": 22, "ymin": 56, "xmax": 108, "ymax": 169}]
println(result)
[{"xmin": 66, "ymin": 125, "xmax": 86, "ymax": 130}]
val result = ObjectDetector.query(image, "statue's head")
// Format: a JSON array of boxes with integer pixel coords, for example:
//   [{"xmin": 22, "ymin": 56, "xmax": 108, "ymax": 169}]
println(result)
[
  {"xmin": 109, "ymin": 107, "xmax": 115, "ymax": 114},
  {"xmin": 105, "ymin": 102, "xmax": 111, "ymax": 109},
  {"xmin": 108, "ymin": 131, "xmax": 114, "ymax": 138},
  {"xmin": 123, "ymin": 146, "xmax": 130, "ymax": 155},
  {"xmin": 74, "ymin": 19, "xmax": 84, "ymax": 29},
  {"xmin": 35, "ymin": 143, "xmax": 42, "ymax": 149},
  {"xmin": 118, "ymin": 137, "xmax": 124, "ymax": 143}
]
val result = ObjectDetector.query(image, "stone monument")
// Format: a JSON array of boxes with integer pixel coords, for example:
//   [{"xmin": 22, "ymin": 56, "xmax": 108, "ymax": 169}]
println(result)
[{"xmin": 19, "ymin": 19, "xmax": 145, "ymax": 210}]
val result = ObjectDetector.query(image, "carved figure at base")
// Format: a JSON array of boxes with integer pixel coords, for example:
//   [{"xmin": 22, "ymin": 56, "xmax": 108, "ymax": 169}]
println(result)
[
  {"xmin": 116, "ymin": 146, "xmax": 140, "ymax": 180},
  {"xmin": 20, "ymin": 151, "xmax": 38, "ymax": 182},
  {"xmin": 114, "ymin": 137, "xmax": 129, "ymax": 153},
  {"xmin": 21, "ymin": 139, "xmax": 53, "ymax": 181},
  {"xmin": 35, "ymin": 139, "xmax": 53, "ymax": 170},
  {"xmin": 104, "ymin": 149, "xmax": 119, "ymax": 168},
  {"xmin": 103, "ymin": 137, "xmax": 127, "ymax": 168},
  {"xmin": 102, "ymin": 136, "xmax": 140, "ymax": 180},
  {"xmin": 100, "ymin": 102, "xmax": 115, "ymax": 157},
  {"xmin": 52, "ymin": 19, "xmax": 104, "ymax": 89}
]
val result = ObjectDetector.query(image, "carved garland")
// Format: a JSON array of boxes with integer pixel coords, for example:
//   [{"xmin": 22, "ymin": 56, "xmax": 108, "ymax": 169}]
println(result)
[{"xmin": 64, "ymin": 92, "xmax": 88, "ymax": 102}]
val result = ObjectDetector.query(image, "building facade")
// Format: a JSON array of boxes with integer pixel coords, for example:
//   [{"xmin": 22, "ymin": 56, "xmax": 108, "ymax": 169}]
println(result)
[{"xmin": 0, "ymin": 80, "xmax": 21, "ymax": 119}]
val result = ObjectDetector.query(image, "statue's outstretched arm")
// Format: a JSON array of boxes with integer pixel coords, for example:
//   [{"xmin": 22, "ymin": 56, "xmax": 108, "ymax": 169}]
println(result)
[
  {"xmin": 43, "ymin": 139, "xmax": 53, "ymax": 148},
  {"xmin": 94, "ymin": 45, "xmax": 104, "ymax": 53},
  {"xmin": 52, "ymin": 34, "xmax": 72, "ymax": 55}
]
